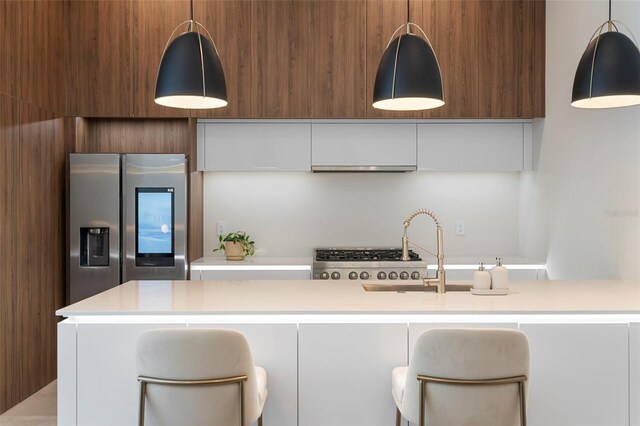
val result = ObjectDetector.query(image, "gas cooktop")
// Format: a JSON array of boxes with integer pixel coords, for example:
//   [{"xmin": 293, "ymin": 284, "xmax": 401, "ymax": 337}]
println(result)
[{"xmin": 313, "ymin": 247, "xmax": 426, "ymax": 281}]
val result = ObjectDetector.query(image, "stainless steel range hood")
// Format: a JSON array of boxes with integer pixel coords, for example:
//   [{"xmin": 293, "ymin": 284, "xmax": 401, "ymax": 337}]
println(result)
[{"xmin": 311, "ymin": 165, "xmax": 417, "ymax": 172}]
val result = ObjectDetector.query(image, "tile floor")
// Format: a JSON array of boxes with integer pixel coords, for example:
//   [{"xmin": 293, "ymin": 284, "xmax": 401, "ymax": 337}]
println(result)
[{"xmin": 0, "ymin": 381, "xmax": 56, "ymax": 426}]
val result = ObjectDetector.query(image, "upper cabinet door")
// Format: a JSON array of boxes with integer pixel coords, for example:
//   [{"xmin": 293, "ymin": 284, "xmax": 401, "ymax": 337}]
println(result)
[
  {"xmin": 311, "ymin": 123, "xmax": 416, "ymax": 169},
  {"xmin": 417, "ymin": 123, "xmax": 529, "ymax": 171},
  {"xmin": 310, "ymin": 0, "xmax": 366, "ymax": 118},
  {"xmin": 131, "ymin": 0, "xmax": 191, "ymax": 118},
  {"xmin": 66, "ymin": 0, "xmax": 133, "ymax": 117},
  {"xmin": 201, "ymin": 122, "xmax": 311, "ymax": 172},
  {"xmin": 250, "ymin": 0, "xmax": 312, "ymax": 118}
]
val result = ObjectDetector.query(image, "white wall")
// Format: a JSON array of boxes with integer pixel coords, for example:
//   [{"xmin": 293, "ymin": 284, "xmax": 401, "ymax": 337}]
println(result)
[
  {"xmin": 204, "ymin": 172, "xmax": 521, "ymax": 258},
  {"xmin": 519, "ymin": 0, "xmax": 640, "ymax": 280}
]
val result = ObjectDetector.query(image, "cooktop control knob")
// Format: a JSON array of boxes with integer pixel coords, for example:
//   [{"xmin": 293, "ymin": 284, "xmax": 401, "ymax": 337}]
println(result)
[
  {"xmin": 377, "ymin": 271, "xmax": 387, "ymax": 280},
  {"xmin": 331, "ymin": 272, "xmax": 341, "ymax": 280},
  {"xmin": 411, "ymin": 271, "xmax": 421, "ymax": 280},
  {"xmin": 348, "ymin": 272, "xmax": 358, "ymax": 280},
  {"xmin": 389, "ymin": 271, "xmax": 398, "ymax": 280},
  {"xmin": 320, "ymin": 272, "xmax": 329, "ymax": 280},
  {"xmin": 400, "ymin": 271, "xmax": 409, "ymax": 280},
  {"xmin": 360, "ymin": 271, "xmax": 370, "ymax": 280}
]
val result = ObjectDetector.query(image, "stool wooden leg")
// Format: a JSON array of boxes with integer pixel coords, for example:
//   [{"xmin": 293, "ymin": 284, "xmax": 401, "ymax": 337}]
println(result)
[
  {"xmin": 258, "ymin": 414, "xmax": 263, "ymax": 426},
  {"xmin": 395, "ymin": 407, "xmax": 401, "ymax": 426}
]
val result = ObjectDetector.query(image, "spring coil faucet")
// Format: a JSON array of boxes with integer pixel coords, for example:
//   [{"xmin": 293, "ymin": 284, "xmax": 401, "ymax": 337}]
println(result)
[{"xmin": 402, "ymin": 209, "xmax": 447, "ymax": 293}]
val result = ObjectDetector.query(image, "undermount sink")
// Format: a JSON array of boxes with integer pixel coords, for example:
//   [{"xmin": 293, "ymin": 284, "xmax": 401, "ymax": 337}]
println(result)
[{"xmin": 362, "ymin": 281, "xmax": 472, "ymax": 293}]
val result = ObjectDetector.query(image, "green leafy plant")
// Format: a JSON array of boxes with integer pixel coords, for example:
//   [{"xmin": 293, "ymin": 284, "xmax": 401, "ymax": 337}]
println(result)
[{"xmin": 213, "ymin": 231, "xmax": 255, "ymax": 260}]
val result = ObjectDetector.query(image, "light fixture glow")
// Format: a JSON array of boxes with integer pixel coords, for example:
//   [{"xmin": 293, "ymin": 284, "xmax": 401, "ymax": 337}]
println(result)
[
  {"xmin": 155, "ymin": 1, "xmax": 227, "ymax": 110},
  {"xmin": 372, "ymin": 0, "xmax": 444, "ymax": 112},
  {"xmin": 571, "ymin": 1, "xmax": 640, "ymax": 109}
]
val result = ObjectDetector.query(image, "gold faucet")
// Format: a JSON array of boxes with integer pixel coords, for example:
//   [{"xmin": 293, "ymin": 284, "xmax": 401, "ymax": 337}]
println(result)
[{"xmin": 401, "ymin": 209, "xmax": 447, "ymax": 294}]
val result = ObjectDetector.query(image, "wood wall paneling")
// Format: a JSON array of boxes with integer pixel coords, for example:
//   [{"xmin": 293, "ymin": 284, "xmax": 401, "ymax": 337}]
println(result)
[
  {"xmin": 192, "ymin": 0, "xmax": 253, "ymax": 118},
  {"xmin": 0, "ymin": 1, "xmax": 18, "ymax": 97},
  {"xmin": 478, "ymin": 0, "xmax": 526, "ymax": 118},
  {"xmin": 365, "ymin": 0, "xmax": 424, "ymax": 118},
  {"xmin": 66, "ymin": 0, "xmax": 133, "ymax": 117},
  {"xmin": 132, "ymin": 0, "xmax": 191, "ymax": 118},
  {"xmin": 250, "ymin": 0, "xmax": 312, "ymax": 118},
  {"xmin": 75, "ymin": 119, "xmax": 189, "ymax": 154},
  {"xmin": 0, "ymin": 93, "xmax": 19, "ymax": 413},
  {"xmin": 18, "ymin": 0, "xmax": 66, "ymax": 114},
  {"xmin": 422, "ymin": 0, "xmax": 479, "ymax": 118},
  {"xmin": 310, "ymin": 0, "xmax": 366, "ymax": 118}
]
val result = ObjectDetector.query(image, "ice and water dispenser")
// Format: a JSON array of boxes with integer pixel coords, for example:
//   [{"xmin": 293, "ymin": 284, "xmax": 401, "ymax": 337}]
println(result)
[{"xmin": 80, "ymin": 227, "xmax": 110, "ymax": 267}]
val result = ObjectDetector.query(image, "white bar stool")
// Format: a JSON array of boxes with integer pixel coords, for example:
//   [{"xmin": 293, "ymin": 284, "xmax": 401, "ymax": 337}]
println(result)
[
  {"xmin": 136, "ymin": 328, "xmax": 267, "ymax": 426},
  {"xmin": 392, "ymin": 328, "xmax": 529, "ymax": 426}
]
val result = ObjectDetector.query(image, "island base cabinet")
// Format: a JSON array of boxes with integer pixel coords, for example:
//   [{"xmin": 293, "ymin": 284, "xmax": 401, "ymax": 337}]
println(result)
[
  {"xmin": 298, "ymin": 323, "xmax": 407, "ymax": 426},
  {"xmin": 631, "ymin": 323, "xmax": 640, "ymax": 426},
  {"xmin": 520, "ymin": 324, "xmax": 629, "ymax": 426},
  {"xmin": 59, "ymin": 321, "xmax": 295, "ymax": 426}
]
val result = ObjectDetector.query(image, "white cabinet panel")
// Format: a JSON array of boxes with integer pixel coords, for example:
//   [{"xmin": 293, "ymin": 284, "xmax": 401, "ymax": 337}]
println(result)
[
  {"xmin": 76, "ymin": 323, "xmax": 187, "ymax": 426},
  {"xmin": 196, "ymin": 269, "xmax": 311, "ymax": 280},
  {"xmin": 202, "ymin": 123, "xmax": 311, "ymax": 171},
  {"xmin": 631, "ymin": 323, "xmax": 640, "ymax": 426},
  {"xmin": 311, "ymin": 123, "xmax": 416, "ymax": 168},
  {"xmin": 299, "ymin": 323, "xmax": 407, "ymax": 426},
  {"xmin": 191, "ymin": 324, "xmax": 298, "ymax": 426},
  {"xmin": 520, "ymin": 323, "xmax": 629, "ymax": 426},
  {"xmin": 417, "ymin": 123, "xmax": 525, "ymax": 171},
  {"xmin": 57, "ymin": 321, "xmax": 77, "ymax": 426}
]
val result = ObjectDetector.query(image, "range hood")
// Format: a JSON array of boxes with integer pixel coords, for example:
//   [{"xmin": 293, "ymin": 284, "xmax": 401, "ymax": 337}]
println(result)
[
  {"xmin": 311, "ymin": 123, "xmax": 417, "ymax": 173},
  {"xmin": 311, "ymin": 165, "xmax": 416, "ymax": 172}
]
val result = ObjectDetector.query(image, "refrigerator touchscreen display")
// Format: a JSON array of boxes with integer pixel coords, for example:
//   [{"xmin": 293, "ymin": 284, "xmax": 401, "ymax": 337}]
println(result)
[{"xmin": 135, "ymin": 187, "xmax": 175, "ymax": 266}]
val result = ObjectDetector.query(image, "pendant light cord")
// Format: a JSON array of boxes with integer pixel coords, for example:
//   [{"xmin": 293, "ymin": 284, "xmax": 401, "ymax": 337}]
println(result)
[
  {"xmin": 608, "ymin": 0, "xmax": 611, "ymax": 22},
  {"xmin": 189, "ymin": 0, "xmax": 194, "ymax": 31}
]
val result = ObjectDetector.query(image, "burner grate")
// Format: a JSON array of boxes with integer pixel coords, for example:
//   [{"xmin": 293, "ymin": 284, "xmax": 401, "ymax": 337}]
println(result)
[{"xmin": 315, "ymin": 248, "xmax": 421, "ymax": 262}]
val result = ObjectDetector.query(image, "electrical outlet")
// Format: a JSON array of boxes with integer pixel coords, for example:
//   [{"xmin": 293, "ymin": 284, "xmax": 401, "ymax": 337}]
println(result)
[
  {"xmin": 455, "ymin": 220, "xmax": 465, "ymax": 236},
  {"xmin": 216, "ymin": 221, "xmax": 227, "ymax": 236}
]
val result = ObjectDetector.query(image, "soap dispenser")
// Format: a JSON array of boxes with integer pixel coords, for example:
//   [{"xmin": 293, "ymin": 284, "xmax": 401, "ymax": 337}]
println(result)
[
  {"xmin": 490, "ymin": 257, "xmax": 509, "ymax": 289},
  {"xmin": 473, "ymin": 263, "xmax": 491, "ymax": 290}
]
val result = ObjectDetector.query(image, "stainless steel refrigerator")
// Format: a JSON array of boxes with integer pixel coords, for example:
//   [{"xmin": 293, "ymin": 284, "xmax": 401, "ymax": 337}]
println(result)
[{"xmin": 67, "ymin": 153, "xmax": 187, "ymax": 303}]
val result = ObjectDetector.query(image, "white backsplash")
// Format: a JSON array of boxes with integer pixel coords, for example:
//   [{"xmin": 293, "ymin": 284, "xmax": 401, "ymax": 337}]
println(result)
[{"xmin": 203, "ymin": 172, "xmax": 520, "ymax": 258}]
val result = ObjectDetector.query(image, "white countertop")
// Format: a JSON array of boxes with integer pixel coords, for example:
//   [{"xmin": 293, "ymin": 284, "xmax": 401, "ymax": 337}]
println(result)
[
  {"xmin": 190, "ymin": 256, "xmax": 545, "ymax": 271},
  {"xmin": 57, "ymin": 279, "xmax": 640, "ymax": 318},
  {"xmin": 191, "ymin": 257, "xmax": 313, "ymax": 270}
]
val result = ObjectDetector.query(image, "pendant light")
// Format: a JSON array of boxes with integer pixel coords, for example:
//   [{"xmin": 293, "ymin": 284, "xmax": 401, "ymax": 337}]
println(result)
[
  {"xmin": 155, "ymin": 0, "xmax": 227, "ymax": 109},
  {"xmin": 372, "ymin": 0, "xmax": 444, "ymax": 111},
  {"xmin": 571, "ymin": 0, "xmax": 640, "ymax": 109}
]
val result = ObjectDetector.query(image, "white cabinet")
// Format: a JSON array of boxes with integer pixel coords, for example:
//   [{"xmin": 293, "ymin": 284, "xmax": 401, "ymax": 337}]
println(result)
[
  {"xmin": 195, "ymin": 269, "xmax": 311, "ymax": 280},
  {"xmin": 417, "ymin": 123, "xmax": 532, "ymax": 171},
  {"xmin": 311, "ymin": 123, "xmax": 416, "ymax": 171},
  {"xmin": 200, "ymin": 122, "xmax": 311, "ymax": 171},
  {"xmin": 631, "ymin": 323, "xmax": 640, "ymax": 426},
  {"xmin": 520, "ymin": 323, "xmax": 629, "ymax": 426},
  {"xmin": 298, "ymin": 323, "xmax": 407, "ymax": 426}
]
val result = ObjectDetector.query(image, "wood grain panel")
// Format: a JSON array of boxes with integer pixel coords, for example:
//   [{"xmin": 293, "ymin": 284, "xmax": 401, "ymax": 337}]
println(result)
[
  {"xmin": 77, "ymin": 118, "xmax": 189, "ymax": 154},
  {"xmin": 18, "ymin": 0, "xmax": 66, "ymax": 114},
  {"xmin": 250, "ymin": 0, "xmax": 311, "ymax": 118},
  {"xmin": 66, "ymin": 0, "xmax": 132, "ymax": 117},
  {"xmin": 365, "ymin": 0, "xmax": 424, "ymax": 118},
  {"xmin": 192, "ymin": 0, "xmax": 253, "ymax": 118},
  {"xmin": 188, "ymin": 171, "xmax": 203, "ymax": 265},
  {"xmin": 0, "ymin": 1, "xmax": 18, "ymax": 97},
  {"xmin": 310, "ymin": 0, "xmax": 366, "ymax": 118},
  {"xmin": 478, "ymin": 0, "xmax": 525, "ymax": 118},
  {"xmin": 132, "ymin": 0, "xmax": 191, "ymax": 118},
  {"xmin": 422, "ymin": 0, "xmax": 479, "ymax": 118},
  {"xmin": 0, "ymin": 93, "xmax": 19, "ymax": 414},
  {"xmin": 533, "ymin": 0, "xmax": 545, "ymax": 116}
]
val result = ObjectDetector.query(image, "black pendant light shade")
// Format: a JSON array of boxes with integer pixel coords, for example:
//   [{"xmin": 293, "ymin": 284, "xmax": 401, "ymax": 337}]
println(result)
[
  {"xmin": 572, "ymin": 31, "xmax": 640, "ymax": 108},
  {"xmin": 155, "ymin": 31, "xmax": 227, "ymax": 109},
  {"xmin": 373, "ymin": 33, "xmax": 444, "ymax": 111}
]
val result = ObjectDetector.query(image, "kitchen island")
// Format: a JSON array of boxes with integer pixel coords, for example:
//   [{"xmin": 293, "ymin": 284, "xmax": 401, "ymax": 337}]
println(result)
[{"xmin": 57, "ymin": 280, "xmax": 640, "ymax": 426}]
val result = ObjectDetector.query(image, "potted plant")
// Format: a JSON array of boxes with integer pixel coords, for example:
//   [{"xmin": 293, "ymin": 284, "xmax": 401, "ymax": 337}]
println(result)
[{"xmin": 213, "ymin": 231, "xmax": 255, "ymax": 261}]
